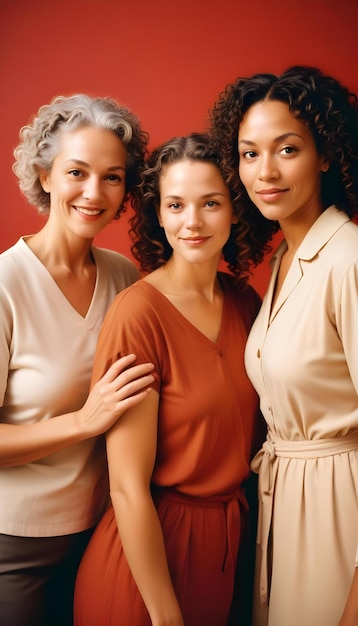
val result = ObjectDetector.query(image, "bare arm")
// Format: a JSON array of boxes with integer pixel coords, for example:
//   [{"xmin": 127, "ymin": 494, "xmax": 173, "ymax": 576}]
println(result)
[
  {"xmin": 0, "ymin": 354, "xmax": 154, "ymax": 467},
  {"xmin": 106, "ymin": 390, "xmax": 184, "ymax": 626},
  {"xmin": 338, "ymin": 568, "xmax": 358, "ymax": 626}
]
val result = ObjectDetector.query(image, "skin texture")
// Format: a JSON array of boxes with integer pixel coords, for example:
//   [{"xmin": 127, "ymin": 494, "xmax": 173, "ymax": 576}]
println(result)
[
  {"xmin": 238, "ymin": 100, "xmax": 329, "ymax": 306},
  {"xmin": 158, "ymin": 160, "xmax": 235, "ymax": 272},
  {"xmin": 238, "ymin": 100, "xmax": 328, "ymax": 248},
  {"xmin": 39, "ymin": 127, "xmax": 128, "ymax": 242}
]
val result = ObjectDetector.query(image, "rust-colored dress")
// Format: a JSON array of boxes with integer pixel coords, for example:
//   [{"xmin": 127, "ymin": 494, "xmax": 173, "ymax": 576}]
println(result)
[{"xmin": 74, "ymin": 273, "xmax": 261, "ymax": 626}]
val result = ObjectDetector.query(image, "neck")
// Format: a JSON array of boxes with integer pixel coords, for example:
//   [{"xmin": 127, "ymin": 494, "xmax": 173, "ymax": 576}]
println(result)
[
  {"xmin": 164, "ymin": 257, "xmax": 221, "ymax": 302},
  {"xmin": 279, "ymin": 205, "xmax": 324, "ymax": 254},
  {"xmin": 25, "ymin": 225, "xmax": 94, "ymax": 274}
]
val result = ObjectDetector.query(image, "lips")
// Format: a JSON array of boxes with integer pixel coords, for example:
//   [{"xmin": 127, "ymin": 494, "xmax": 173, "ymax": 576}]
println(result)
[
  {"xmin": 182, "ymin": 237, "xmax": 210, "ymax": 244},
  {"xmin": 256, "ymin": 188, "xmax": 288, "ymax": 202},
  {"xmin": 74, "ymin": 206, "xmax": 103, "ymax": 216}
]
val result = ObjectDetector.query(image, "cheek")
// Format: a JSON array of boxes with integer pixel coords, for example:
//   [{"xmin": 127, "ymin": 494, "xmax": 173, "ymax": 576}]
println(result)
[
  {"xmin": 238, "ymin": 163, "xmax": 252, "ymax": 189},
  {"xmin": 61, "ymin": 182, "xmax": 80, "ymax": 198},
  {"xmin": 290, "ymin": 165, "xmax": 317, "ymax": 190},
  {"xmin": 110, "ymin": 187, "xmax": 125, "ymax": 204}
]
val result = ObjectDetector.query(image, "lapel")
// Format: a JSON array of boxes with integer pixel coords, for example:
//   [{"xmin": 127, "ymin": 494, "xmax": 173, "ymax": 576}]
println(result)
[{"xmin": 266, "ymin": 206, "xmax": 350, "ymax": 325}]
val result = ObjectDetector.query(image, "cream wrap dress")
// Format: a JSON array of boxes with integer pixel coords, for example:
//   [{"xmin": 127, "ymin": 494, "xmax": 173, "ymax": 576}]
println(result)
[{"xmin": 245, "ymin": 206, "xmax": 358, "ymax": 626}]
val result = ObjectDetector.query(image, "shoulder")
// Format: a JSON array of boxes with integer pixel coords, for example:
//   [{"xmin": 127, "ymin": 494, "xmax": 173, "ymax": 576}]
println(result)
[
  {"xmin": 220, "ymin": 271, "xmax": 261, "ymax": 307},
  {"xmin": 337, "ymin": 218, "xmax": 358, "ymax": 250},
  {"xmin": 314, "ymin": 208, "xmax": 358, "ymax": 266},
  {"xmin": 0, "ymin": 238, "xmax": 25, "ymax": 264},
  {"xmin": 96, "ymin": 281, "xmax": 166, "ymax": 365},
  {"xmin": 0, "ymin": 239, "xmax": 31, "ymax": 286},
  {"xmin": 219, "ymin": 271, "xmax": 262, "ymax": 330},
  {"xmin": 323, "ymin": 218, "xmax": 358, "ymax": 276},
  {"xmin": 92, "ymin": 247, "xmax": 138, "ymax": 272},
  {"xmin": 104, "ymin": 280, "xmax": 163, "ymax": 323},
  {"xmin": 92, "ymin": 247, "xmax": 140, "ymax": 284}
]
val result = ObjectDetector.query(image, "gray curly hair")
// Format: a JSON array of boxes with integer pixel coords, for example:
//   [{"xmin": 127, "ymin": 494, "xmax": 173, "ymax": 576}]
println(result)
[{"xmin": 13, "ymin": 94, "xmax": 148, "ymax": 214}]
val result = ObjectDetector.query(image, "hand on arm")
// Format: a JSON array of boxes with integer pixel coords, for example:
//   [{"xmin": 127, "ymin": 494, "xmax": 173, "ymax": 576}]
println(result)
[
  {"xmin": 107, "ymin": 390, "xmax": 184, "ymax": 626},
  {"xmin": 0, "ymin": 354, "xmax": 154, "ymax": 467}
]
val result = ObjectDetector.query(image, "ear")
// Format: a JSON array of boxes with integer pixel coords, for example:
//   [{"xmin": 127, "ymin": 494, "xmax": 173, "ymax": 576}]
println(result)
[
  {"xmin": 38, "ymin": 168, "xmax": 51, "ymax": 192},
  {"xmin": 320, "ymin": 156, "xmax": 330, "ymax": 173}
]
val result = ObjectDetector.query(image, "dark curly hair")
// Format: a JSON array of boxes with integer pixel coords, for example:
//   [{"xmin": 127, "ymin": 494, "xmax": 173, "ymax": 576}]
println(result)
[
  {"xmin": 209, "ymin": 65, "xmax": 358, "ymax": 265},
  {"xmin": 130, "ymin": 132, "xmax": 253, "ymax": 283}
]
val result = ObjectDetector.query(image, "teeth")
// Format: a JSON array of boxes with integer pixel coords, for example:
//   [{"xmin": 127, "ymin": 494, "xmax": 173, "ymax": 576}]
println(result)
[{"xmin": 75, "ymin": 206, "xmax": 102, "ymax": 216}]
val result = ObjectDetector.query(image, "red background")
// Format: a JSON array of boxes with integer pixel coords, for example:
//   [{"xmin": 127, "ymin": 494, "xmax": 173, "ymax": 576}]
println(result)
[{"xmin": 1, "ymin": 0, "xmax": 357, "ymax": 295}]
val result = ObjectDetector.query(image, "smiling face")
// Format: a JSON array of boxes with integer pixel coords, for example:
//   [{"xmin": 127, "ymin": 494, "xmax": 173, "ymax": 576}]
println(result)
[
  {"xmin": 158, "ymin": 159, "xmax": 235, "ymax": 267},
  {"xmin": 238, "ymin": 100, "xmax": 329, "ymax": 227},
  {"xmin": 39, "ymin": 126, "xmax": 127, "ymax": 239}
]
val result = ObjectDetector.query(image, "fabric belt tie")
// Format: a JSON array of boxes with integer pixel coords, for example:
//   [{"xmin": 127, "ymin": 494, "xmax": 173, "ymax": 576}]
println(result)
[
  {"xmin": 151, "ymin": 485, "xmax": 248, "ymax": 574},
  {"xmin": 251, "ymin": 431, "xmax": 358, "ymax": 605}
]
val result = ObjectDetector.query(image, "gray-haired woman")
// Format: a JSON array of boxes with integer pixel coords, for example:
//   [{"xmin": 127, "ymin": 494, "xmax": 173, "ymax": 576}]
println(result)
[{"xmin": 0, "ymin": 94, "xmax": 154, "ymax": 626}]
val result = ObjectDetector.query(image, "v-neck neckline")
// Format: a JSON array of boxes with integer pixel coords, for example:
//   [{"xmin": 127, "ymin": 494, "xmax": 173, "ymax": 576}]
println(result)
[
  {"xmin": 138, "ymin": 277, "xmax": 230, "ymax": 350},
  {"xmin": 19, "ymin": 237, "xmax": 102, "ymax": 327}
]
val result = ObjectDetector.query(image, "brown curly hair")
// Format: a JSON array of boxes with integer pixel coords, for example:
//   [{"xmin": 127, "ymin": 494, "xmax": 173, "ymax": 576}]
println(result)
[
  {"xmin": 209, "ymin": 65, "xmax": 358, "ymax": 265},
  {"xmin": 130, "ymin": 133, "xmax": 250, "ymax": 283}
]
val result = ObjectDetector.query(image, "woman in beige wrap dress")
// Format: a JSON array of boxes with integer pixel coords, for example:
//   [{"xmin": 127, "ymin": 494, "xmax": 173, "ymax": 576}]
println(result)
[{"xmin": 209, "ymin": 66, "xmax": 358, "ymax": 626}]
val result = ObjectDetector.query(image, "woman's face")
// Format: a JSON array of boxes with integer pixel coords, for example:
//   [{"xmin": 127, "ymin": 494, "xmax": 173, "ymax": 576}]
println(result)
[
  {"xmin": 39, "ymin": 126, "xmax": 127, "ymax": 239},
  {"xmin": 238, "ymin": 100, "xmax": 328, "ymax": 227},
  {"xmin": 158, "ymin": 159, "xmax": 235, "ymax": 267}
]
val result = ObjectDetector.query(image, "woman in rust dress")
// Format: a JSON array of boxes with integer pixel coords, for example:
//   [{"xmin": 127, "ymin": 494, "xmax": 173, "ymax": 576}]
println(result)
[{"xmin": 74, "ymin": 133, "xmax": 264, "ymax": 626}]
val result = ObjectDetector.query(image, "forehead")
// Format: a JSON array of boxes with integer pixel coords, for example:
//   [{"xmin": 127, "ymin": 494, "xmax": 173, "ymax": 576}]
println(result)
[
  {"xmin": 57, "ymin": 126, "xmax": 126, "ymax": 156},
  {"xmin": 160, "ymin": 159, "xmax": 223, "ymax": 186},
  {"xmin": 238, "ymin": 100, "xmax": 309, "ymax": 139}
]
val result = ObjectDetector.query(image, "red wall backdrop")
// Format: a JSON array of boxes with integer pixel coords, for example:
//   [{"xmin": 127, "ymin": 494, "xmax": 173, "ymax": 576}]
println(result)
[{"xmin": 1, "ymin": 0, "xmax": 357, "ymax": 295}]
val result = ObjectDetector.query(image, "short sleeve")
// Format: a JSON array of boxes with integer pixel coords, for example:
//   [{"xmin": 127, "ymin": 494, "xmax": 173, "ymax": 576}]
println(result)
[{"xmin": 91, "ymin": 283, "xmax": 164, "ymax": 393}]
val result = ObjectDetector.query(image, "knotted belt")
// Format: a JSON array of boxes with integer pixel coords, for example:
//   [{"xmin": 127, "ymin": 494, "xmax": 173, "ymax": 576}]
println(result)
[
  {"xmin": 151, "ymin": 485, "xmax": 248, "ymax": 573},
  {"xmin": 251, "ymin": 431, "xmax": 358, "ymax": 604}
]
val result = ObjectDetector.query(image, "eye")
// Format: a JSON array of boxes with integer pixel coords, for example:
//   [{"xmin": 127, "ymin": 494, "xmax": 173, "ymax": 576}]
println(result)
[
  {"xmin": 279, "ymin": 146, "xmax": 297, "ymax": 156},
  {"xmin": 205, "ymin": 200, "xmax": 219, "ymax": 208},
  {"xmin": 106, "ymin": 174, "xmax": 123, "ymax": 184},
  {"xmin": 242, "ymin": 150, "xmax": 258, "ymax": 160},
  {"xmin": 168, "ymin": 202, "xmax": 182, "ymax": 210},
  {"xmin": 68, "ymin": 169, "xmax": 83, "ymax": 177}
]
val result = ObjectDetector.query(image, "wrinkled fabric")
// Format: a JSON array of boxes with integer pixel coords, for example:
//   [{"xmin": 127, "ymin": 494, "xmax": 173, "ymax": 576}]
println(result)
[
  {"xmin": 245, "ymin": 207, "xmax": 358, "ymax": 626},
  {"xmin": 74, "ymin": 274, "xmax": 261, "ymax": 626}
]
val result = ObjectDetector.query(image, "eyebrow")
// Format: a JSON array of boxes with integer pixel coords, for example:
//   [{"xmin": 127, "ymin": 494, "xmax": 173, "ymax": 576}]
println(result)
[
  {"xmin": 163, "ymin": 192, "xmax": 227, "ymax": 200},
  {"xmin": 238, "ymin": 132, "xmax": 304, "ymax": 146},
  {"xmin": 64, "ymin": 159, "xmax": 125, "ymax": 171}
]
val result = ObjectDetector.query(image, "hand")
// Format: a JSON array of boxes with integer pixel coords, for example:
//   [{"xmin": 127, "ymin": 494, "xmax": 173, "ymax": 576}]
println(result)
[{"xmin": 77, "ymin": 354, "xmax": 154, "ymax": 438}]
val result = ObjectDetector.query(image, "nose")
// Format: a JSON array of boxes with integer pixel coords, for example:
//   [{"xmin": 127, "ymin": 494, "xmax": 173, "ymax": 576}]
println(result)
[
  {"xmin": 258, "ymin": 155, "xmax": 279, "ymax": 181},
  {"xmin": 185, "ymin": 206, "xmax": 203, "ymax": 230},
  {"xmin": 82, "ymin": 176, "xmax": 103, "ymax": 201}
]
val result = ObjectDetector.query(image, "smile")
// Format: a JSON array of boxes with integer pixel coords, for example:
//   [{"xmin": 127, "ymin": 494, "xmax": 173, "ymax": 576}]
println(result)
[
  {"xmin": 256, "ymin": 189, "xmax": 288, "ymax": 202},
  {"xmin": 74, "ymin": 206, "xmax": 103, "ymax": 216},
  {"xmin": 182, "ymin": 237, "xmax": 209, "ymax": 245}
]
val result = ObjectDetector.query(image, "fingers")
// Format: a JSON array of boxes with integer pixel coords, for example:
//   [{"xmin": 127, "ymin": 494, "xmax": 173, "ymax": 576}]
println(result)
[
  {"xmin": 102, "ymin": 355, "xmax": 155, "ymax": 384},
  {"xmin": 117, "ymin": 363, "xmax": 155, "ymax": 385},
  {"xmin": 115, "ymin": 388, "xmax": 153, "ymax": 413},
  {"xmin": 115, "ymin": 373, "xmax": 155, "ymax": 401}
]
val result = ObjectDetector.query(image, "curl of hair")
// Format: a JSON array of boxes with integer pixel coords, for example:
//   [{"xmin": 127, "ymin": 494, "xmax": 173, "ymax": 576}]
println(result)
[
  {"xmin": 130, "ymin": 132, "xmax": 252, "ymax": 284},
  {"xmin": 13, "ymin": 94, "xmax": 148, "ymax": 214},
  {"xmin": 209, "ymin": 65, "xmax": 358, "ymax": 263}
]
